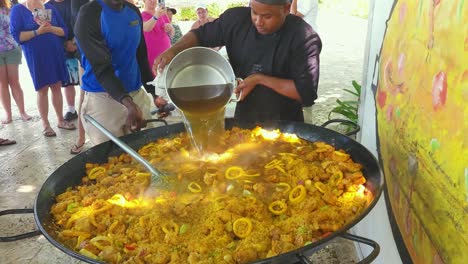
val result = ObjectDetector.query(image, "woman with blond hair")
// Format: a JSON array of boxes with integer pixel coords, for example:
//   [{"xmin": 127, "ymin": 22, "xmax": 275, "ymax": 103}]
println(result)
[
  {"xmin": 10, "ymin": 0, "xmax": 75, "ymax": 136},
  {"xmin": 0, "ymin": 0, "xmax": 31, "ymax": 124}
]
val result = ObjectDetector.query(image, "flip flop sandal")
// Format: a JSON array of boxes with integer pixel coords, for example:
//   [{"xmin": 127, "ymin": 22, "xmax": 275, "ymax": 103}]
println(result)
[
  {"xmin": 70, "ymin": 143, "xmax": 85, "ymax": 155},
  {"xmin": 43, "ymin": 127, "xmax": 57, "ymax": 137},
  {"xmin": 0, "ymin": 138, "xmax": 16, "ymax": 146},
  {"xmin": 58, "ymin": 121, "xmax": 76, "ymax": 130}
]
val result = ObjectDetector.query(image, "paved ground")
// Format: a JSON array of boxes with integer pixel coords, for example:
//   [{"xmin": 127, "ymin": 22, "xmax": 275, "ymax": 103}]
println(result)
[{"xmin": 0, "ymin": 10, "xmax": 367, "ymax": 264}]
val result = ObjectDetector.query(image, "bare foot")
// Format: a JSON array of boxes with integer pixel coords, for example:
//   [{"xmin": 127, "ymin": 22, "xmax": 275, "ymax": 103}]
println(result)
[
  {"xmin": 1, "ymin": 118, "xmax": 12, "ymax": 124},
  {"xmin": 21, "ymin": 113, "xmax": 32, "ymax": 121}
]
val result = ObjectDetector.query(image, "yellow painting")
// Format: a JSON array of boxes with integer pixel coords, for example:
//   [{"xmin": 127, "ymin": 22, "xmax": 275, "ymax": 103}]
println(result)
[{"xmin": 375, "ymin": 0, "xmax": 467, "ymax": 263}]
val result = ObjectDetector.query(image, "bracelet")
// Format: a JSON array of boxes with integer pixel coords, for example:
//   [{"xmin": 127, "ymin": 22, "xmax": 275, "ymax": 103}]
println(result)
[
  {"xmin": 152, "ymin": 16, "xmax": 158, "ymax": 21},
  {"xmin": 33, "ymin": 30, "xmax": 38, "ymax": 37}
]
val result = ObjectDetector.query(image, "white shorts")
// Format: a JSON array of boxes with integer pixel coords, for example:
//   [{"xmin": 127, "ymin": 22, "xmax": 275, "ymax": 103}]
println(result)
[{"xmin": 81, "ymin": 88, "xmax": 154, "ymax": 146}]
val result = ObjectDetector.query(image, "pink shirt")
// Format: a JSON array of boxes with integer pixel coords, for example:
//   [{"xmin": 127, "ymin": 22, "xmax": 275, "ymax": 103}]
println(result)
[{"xmin": 141, "ymin": 12, "xmax": 171, "ymax": 73}]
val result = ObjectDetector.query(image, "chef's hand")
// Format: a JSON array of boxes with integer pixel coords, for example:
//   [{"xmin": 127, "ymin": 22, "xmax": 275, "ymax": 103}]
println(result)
[
  {"xmin": 152, "ymin": 49, "xmax": 176, "ymax": 76},
  {"xmin": 121, "ymin": 97, "xmax": 146, "ymax": 131},
  {"xmin": 234, "ymin": 74, "xmax": 261, "ymax": 100}
]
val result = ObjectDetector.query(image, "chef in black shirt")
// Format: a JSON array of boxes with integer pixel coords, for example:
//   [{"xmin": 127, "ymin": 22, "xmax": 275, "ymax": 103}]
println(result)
[{"xmin": 153, "ymin": 0, "xmax": 321, "ymax": 123}]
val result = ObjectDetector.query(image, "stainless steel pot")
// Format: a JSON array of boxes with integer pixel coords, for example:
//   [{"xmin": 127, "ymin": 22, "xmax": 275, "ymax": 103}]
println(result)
[{"xmin": 150, "ymin": 47, "xmax": 242, "ymax": 110}]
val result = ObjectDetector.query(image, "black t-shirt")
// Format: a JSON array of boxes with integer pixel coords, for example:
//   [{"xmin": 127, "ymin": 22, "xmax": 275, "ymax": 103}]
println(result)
[
  {"xmin": 49, "ymin": 0, "xmax": 74, "ymax": 40},
  {"xmin": 192, "ymin": 7, "xmax": 322, "ymax": 123}
]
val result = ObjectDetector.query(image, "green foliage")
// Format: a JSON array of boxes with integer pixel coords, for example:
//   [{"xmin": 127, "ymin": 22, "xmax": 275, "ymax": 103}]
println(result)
[
  {"xmin": 207, "ymin": 3, "xmax": 222, "ymax": 18},
  {"xmin": 227, "ymin": 1, "xmax": 248, "ymax": 9},
  {"xmin": 328, "ymin": 80, "xmax": 361, "ymax": 126},
  {"xmin": 179, "ymin": 7, "xmax": 197, "ymax": 21}
]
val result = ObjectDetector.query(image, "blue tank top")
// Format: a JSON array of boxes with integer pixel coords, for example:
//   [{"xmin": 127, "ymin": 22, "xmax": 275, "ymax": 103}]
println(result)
[{"xmin": 80, "ymin": 0, "xmax": 142, "ymax": 94}]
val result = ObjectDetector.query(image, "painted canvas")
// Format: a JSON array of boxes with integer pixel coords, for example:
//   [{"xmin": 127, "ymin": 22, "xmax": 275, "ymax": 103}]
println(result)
[{"xmin": 374, "ymin": 0, "xmax": 467, "ymax": 263}]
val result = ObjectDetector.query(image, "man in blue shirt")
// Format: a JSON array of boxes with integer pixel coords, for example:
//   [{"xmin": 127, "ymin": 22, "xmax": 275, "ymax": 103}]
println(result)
[{"xmin": 75, "ymin": 0, "xmax": 166, "ymax": 145}]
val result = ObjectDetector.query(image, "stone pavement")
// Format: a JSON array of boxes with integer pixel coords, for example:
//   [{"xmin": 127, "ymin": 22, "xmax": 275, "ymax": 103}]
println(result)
[{"xmin": 0, "ymin": 9, "xmax": 367, "ymax": 264}]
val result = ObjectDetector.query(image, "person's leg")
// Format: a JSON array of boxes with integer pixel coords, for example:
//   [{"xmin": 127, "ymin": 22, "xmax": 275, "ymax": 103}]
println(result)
[
  {"xmin": 63, "ymin": 84, "xmax": 77, "ymax": 121},
  {"xmin": 70, "ymin": 64, "xmax": 85, "ymax": 154},
  {"xmin": 63, "ymin": 58, "xmax": 78, "ymax": 121},
  {"xmin": 0, "ymin": 64, "xmax": 12, "ymax": 124},
  {"xmin": 51, "ymin": 82, "xmax": 75, "ymax": 129},
  {"xmin": 81, "ymin": 92, "xmax": 127, "ymax": 146},
  {"xmin": 37, "ymin": 86, "xmax": 51, "ymax": 130},
  {"xmin": 71, "ymin": 89, "xmax": 86, "ymax": 154},
  {"xmin": 6, "ymin": 64, "xmax": 31, "ymax": 121},
  {"xmin": 77, "ymin": 89, "xmax": 85, "ymax": 140}
]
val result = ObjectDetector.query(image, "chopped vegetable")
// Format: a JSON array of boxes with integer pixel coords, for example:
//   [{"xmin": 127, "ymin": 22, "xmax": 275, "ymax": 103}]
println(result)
[
  {"xmin": 66, "ymin": 202, "xmax": 79, "ymax": 213},
  {"xmin": 179, "ymin": 224, "xmax": 189, "ymax": 234},
  {"xmin": 124, "ymin": 243, "xmax": 136, "ymax": 251},
  {"xmin": 79, "ymin": 248, "xmax": 99, "ymax": 259}
]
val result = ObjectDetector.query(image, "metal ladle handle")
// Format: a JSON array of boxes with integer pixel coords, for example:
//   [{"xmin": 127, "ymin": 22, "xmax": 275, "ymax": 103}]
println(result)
[{"xmin": 84, "ymin": 114, "xmax": 162, "ymax": 179}]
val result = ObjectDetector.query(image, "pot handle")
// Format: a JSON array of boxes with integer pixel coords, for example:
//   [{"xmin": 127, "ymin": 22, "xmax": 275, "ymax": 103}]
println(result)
[
  {"xmin": 320, "ymin": 119, "xmax": 360, "ymax": 136},
  {"xmin": 295, "ymin": 233, "xmax": 379, "ymax": 264},
  {"xmin": 0, "ymin": 209, "xmax": 42, "ymax": 242},
  {"xmin": 229, "ymin": 78, "xmax": 244, "ymax": 103},
  {"xmin": 147, "ymin": 72, "xmax": 170, "ymax": 102},
  {"xmin": 340, "ymin": 233, "xmax": 380, "ymax": 264}
]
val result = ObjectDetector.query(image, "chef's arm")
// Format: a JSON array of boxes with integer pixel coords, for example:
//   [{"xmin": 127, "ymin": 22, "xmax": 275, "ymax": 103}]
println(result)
[
  {"xmin": 236, "ymin": 74, "xmax": 302, "ymax": 103},
  {"xmin": 255, "ymin": 74, "xmax": 302, "ymax": 102}
]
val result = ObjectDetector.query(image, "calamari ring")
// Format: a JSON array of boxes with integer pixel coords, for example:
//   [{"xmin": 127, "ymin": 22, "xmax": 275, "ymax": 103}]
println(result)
[
  {"xmin": 162, "ymin": 222, "xmax": 179, "ymax": 234},
  {"xmin": 265, "ymin": 159, "xmax": 282, "ymax": 169},
  {"xmin": 188, "ymin": 182, "xmax": 202, "ymax": 193},
  {"xmin": 289, "ymin": 185, "xmax": 306, "ymax": 204},
  {"xmin": 225, "ymin": 166, "xmax": 245, "ymax": 179},
  {"xmin": 276, "ymin": 182, "xmax": 291, "ymax": 194},
  {"xmin": 233, "ymin": 218, "xmax": 253, "ymax": 238},
  {"xmin": 88, "ymin": 167, "xmax": 106, "ymax": 179},
  {"xmin": 315, "ymin": 182, "xmax": 328, "ymax": 194},
  {"xmin": 268, "ymin": 200, "xmax": 287, "ymax": 215}
]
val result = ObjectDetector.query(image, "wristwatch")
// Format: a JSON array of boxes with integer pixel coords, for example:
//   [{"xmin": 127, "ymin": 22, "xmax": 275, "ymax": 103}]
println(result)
[{"xmin": 152, "ymin": 16, "xmax": 158, "ymax": 21}]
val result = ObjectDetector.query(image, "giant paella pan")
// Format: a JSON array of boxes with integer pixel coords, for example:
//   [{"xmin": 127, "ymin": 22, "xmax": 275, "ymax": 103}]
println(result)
[{"xmin": 1, "ymin": 119, "xmax": 383, "ymax": 264}]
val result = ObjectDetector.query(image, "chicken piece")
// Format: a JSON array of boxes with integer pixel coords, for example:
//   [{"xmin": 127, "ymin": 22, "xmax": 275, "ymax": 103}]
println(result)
[
  {"xmin": 234, "ymin": 247, "xmax": 258, "ymax": 264},
  {"xmin": 98, "ymin": 246, "xmax": 121, "ymax": 263}
]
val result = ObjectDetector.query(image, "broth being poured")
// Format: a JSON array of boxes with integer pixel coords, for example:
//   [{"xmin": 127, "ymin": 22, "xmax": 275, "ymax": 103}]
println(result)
[{"xmin": 168, "ymin": 83, "xmax": 233, "ymax": 154}]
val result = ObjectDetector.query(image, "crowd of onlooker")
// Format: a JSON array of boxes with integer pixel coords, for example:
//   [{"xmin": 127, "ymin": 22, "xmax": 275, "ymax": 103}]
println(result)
[
  {"xmin": 0, "ymin": 0, "xmax": 186, "ymax": 150},
  {"xmin": 1, "ymin": 0, "xmax": 318, "ymax": 151}
]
